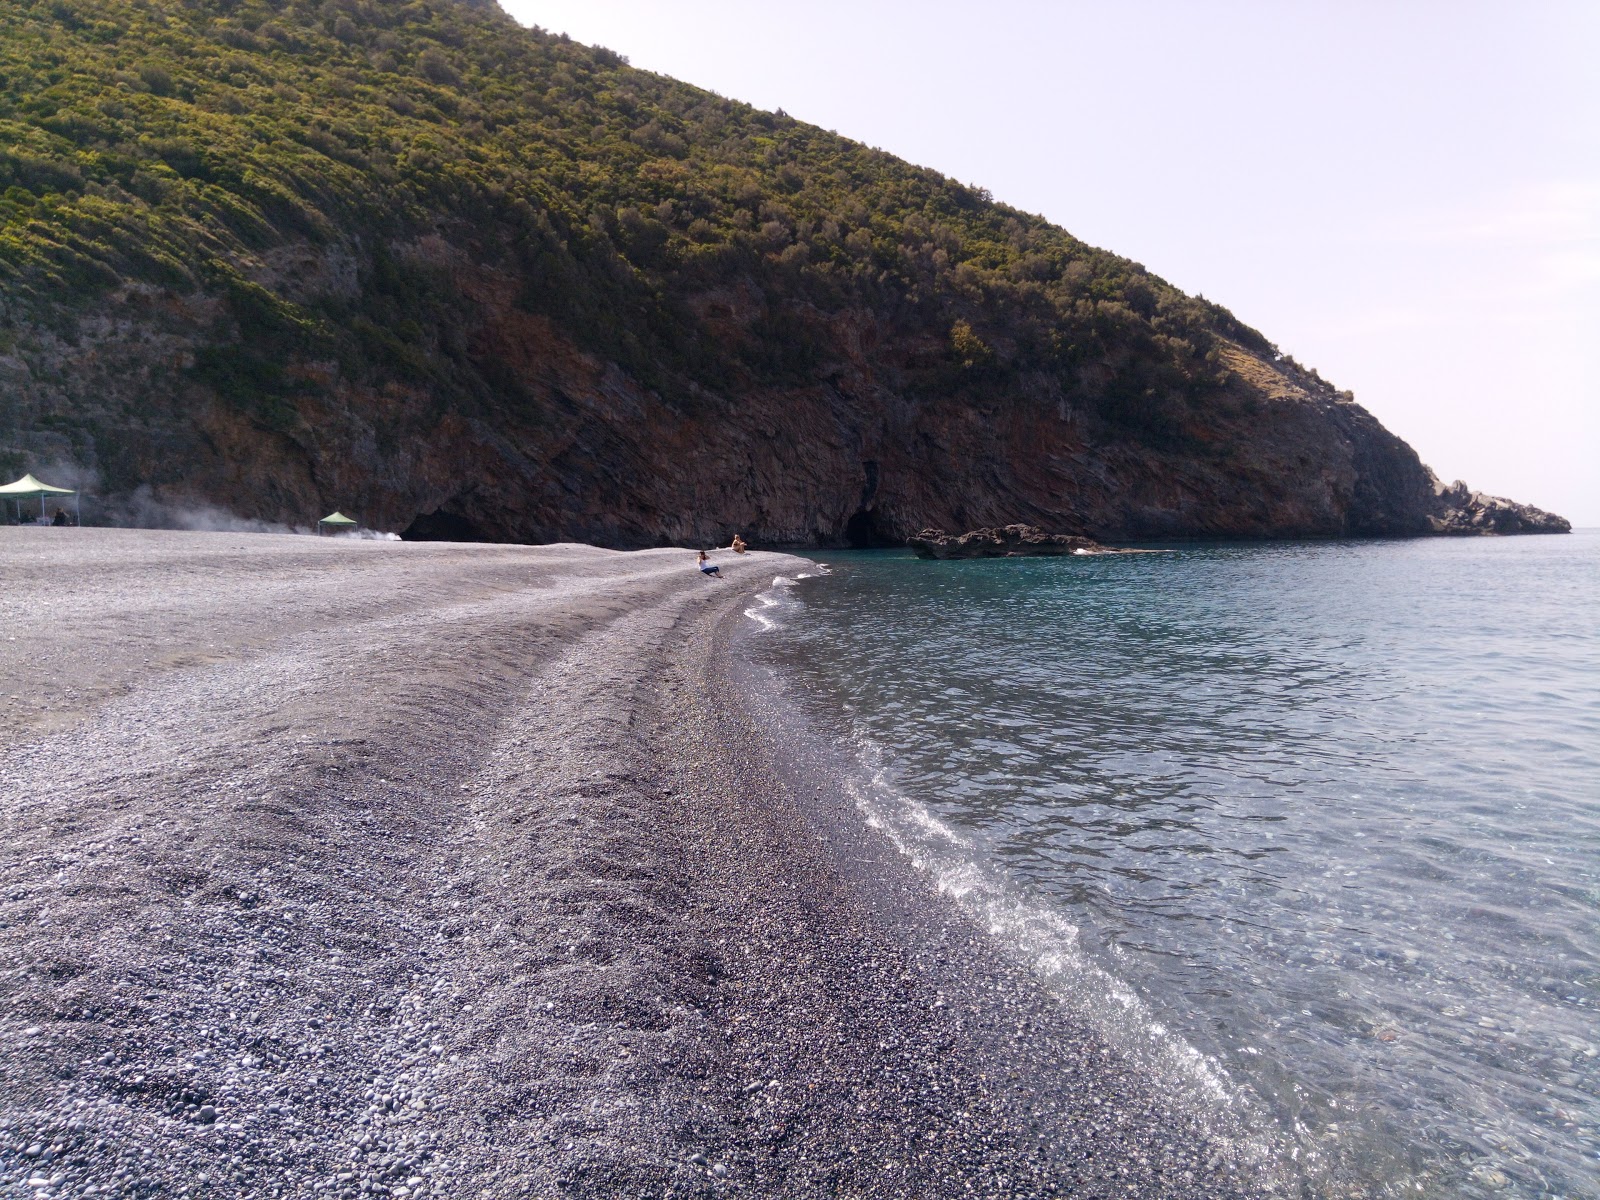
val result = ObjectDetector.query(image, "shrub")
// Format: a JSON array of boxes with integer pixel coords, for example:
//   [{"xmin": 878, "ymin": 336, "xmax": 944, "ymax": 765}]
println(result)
[{"xmin": 950, "ymin": 319, "xmax": 991, "ymax": 368}]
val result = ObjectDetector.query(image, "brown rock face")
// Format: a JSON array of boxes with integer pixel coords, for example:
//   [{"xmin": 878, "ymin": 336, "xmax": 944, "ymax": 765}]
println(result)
[{"xmin": 0, "ymin": 245, "xmax": 1567, "ymax": 547}]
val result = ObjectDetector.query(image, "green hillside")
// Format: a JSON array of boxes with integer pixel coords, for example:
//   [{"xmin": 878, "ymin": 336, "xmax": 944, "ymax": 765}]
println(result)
[
  {"xmin": 2, "ymin": 0, "xmax": 1562, "ymax": 543},
  {"xmin": 0, "ymin": 0, "xmax": 1267, "ymax": 440}
]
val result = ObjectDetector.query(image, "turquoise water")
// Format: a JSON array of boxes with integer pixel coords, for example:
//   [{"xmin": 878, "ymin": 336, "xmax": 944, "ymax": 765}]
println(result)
[{"xmin": 754, "ymin": 532, "xmax": 1600, "ymax": 1199}]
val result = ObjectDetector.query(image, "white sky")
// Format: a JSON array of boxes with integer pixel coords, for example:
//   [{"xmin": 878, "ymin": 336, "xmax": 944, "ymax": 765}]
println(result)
[{"xmin": 499, "ymin": 0, "xmax": 1599, "ymax": 525}]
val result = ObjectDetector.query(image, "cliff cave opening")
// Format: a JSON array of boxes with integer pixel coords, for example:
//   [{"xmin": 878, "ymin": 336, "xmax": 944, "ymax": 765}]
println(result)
[
  {"xmin": 844, "ymin": 507, "xmax": 895, "ymax": 549},
  {"xmin": 401, "ymin": 509, "xmax": 487, "ymax": 542}
]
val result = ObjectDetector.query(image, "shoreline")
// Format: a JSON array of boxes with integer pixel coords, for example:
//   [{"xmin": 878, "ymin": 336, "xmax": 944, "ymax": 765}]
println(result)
[
  {"xmin": 1, "ymin": 528, "xmax": 1262, "ymax": 1198},
  {"xmin": 676, "ymin": 600, "xmax": 1270, "ymax": 1198}
]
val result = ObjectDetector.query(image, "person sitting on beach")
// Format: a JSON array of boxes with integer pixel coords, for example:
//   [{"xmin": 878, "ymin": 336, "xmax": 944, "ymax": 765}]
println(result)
[
  {"xmin": 51, "ymin": 508, "xmax": 68, "ymax": 527},
  {"xmin": 697, "ymin": 550, "xmax": 721, "ymax": 577},
  {"xmin": 730, "ymin": 533, "xmax": 747, "ymax": 554}
]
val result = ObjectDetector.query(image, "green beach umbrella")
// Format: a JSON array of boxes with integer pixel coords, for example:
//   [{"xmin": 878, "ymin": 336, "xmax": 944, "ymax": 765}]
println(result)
[
  {"xmin": 318, "ymin": 511, "xmax": 359, "ymax": 534},
  {"xmin": 0, "ymin": 473, "xmax": 79, "ymax": 524}
]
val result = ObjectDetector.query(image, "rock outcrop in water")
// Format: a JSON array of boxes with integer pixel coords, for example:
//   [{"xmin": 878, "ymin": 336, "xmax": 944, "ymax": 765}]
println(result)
[
  {"xmin": 908, "ymin": 526, "xmax": 1105, "ymax": 559},
  {"xmin": 1426, "ymin": 480, "xmax": 1571, "ymax": 535},
  {"xmin": 0, "ymin": 0, "xmax": 1569, "ymax": 546}
]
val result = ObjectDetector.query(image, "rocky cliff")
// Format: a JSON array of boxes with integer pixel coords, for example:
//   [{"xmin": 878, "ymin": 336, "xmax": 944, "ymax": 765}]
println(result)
[{"xmin": 0, "ymin": 0, "xmax": 1568, "ymax": 545}]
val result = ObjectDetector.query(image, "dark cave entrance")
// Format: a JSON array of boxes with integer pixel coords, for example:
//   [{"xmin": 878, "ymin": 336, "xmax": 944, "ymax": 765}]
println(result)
[
  {"xmin": 844, "ymin": 507, "xmax": 895, "ymax": 549},
  {"xmin": 400, "ymin": 509, "xmax": 487, "ymax": 542},
  {"xmin": 842, "ymin": 459, "xmax": 896, "ymax": 548}
]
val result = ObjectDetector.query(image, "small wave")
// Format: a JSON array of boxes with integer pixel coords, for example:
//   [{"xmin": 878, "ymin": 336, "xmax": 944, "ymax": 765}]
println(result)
[
  {"xmin": 745, "ymin": 575, "xmax": 801, "ymax": 631},
  {"xmin": 842, "ymin": 735, "xmax": 1273, "ymax": 1165}
]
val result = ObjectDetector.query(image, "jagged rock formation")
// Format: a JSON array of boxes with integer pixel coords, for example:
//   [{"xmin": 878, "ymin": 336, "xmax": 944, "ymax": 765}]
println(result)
[
  {"xmin": 1426, "ymin": 480, "xmax": 1570, "ymax": 535},
  {"xmin": 908, "ymin": 526, "xmax": 1105, "ymax": 559},
  {"xmin": 0, "ymin": 0, "xmax": 1568, "ymax": 545}
]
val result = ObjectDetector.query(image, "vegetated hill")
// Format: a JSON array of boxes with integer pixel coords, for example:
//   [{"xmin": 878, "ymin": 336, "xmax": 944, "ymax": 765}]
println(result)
[{"xmin": 0, "ymin": 0, "xmax": 1568, "ymax": 543}]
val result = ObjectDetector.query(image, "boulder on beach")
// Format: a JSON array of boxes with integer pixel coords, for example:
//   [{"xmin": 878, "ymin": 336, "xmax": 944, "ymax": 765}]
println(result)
[{"xmin": 907, "ymin": 525, "xmax": 1107, "ymax": 559}]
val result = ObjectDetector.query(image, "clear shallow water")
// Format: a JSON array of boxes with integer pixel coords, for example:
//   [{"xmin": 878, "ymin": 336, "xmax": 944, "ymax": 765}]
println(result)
[{"xmin": 754, "ymin": 533, "xmax": 1600, "ymax": 1199}]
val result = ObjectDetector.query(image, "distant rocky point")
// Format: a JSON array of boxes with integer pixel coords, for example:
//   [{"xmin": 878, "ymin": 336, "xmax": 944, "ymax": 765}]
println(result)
[
  {"xmin": 1427, "ymin": 481, "xmax": 1571, "ymax": 535},
  {"xmin": 909, "ymin": 525, "xmax": 1110, "ymax": 559},
  {"xmin": 907, "ymin": 482, "xmax": 1573, "ymax": 559}
]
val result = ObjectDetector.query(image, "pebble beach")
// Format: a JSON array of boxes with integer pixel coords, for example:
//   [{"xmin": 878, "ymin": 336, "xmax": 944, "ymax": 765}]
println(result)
[{"xmin": 0, "ymin": 529, "xmax": 1260, "ymax": 1199}]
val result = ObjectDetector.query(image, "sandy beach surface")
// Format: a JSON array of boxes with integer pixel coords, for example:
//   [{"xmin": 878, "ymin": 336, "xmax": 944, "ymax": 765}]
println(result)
[{"xmin": 0, "ymin": 529, "xmax": 1263, "ymax": 1199}]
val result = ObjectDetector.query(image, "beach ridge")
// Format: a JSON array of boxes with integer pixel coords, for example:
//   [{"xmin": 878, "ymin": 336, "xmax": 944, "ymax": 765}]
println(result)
[{"xmin": 0, "ymin": 529, "xmax": 1256, "ymax": 1197}]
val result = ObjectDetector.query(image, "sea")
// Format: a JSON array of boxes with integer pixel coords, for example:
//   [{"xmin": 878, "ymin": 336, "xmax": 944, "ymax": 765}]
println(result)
[{"xmin": 746, "ymin": 531, "xmax": 1599, "ymax": 1200}]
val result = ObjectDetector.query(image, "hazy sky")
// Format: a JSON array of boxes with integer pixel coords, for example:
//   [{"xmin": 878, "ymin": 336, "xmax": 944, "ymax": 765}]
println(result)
[{"xmin": 501, "ymin": 1, "xmax": 1599, "ymax": 525}]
